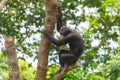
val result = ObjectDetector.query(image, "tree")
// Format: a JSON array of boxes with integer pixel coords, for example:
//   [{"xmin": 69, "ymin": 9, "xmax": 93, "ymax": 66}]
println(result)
[{"xmin": 1, "ymin": 0, "xmax": 20, "ymax": 80}]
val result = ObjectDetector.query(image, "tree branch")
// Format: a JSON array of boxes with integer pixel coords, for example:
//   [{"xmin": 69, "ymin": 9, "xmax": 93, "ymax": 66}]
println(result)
[
  {"xmin": 0, "ymin": 0, "xmax": 9, "ymax": 11},
  {"xmin": 52, "ymin": 60, "xmax": 82, "ymax": 80},
  {"xmin": 110, "ymin": 11, "xmax": 119, "ymax": 27}
]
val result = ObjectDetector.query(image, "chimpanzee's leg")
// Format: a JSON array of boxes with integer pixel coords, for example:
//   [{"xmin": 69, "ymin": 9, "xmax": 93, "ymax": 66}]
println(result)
[
  {"xmin": 56, "ymin": 50, "xmax": 69, "ymax": 73},
  {"xmin": 59, "ymin": 49, "xmax": 70, "ymax": 67},
  {"xmin": 60, "ymin": 53, "xmax": 77, "ymax": 65},
  {"xmin": 57, "ymin": 50, "xmax": 78, "ymax": 73}
]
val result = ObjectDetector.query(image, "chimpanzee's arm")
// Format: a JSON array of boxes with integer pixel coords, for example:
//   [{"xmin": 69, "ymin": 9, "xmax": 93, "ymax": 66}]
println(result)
[
  {"xmin": 57, "ymin": 6, "xmax": 62, "ymax": 32},
  {"xmin": 42, "ymin": 29, "xmax": 68, "ymax": 46},
  {"xmin": 42, "ymin": 29, "xmax": 64, "ymax": 46}
]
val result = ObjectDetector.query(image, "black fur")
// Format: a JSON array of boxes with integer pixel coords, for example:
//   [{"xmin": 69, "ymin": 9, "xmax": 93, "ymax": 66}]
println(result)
[
  {"xmin": 42, "ymin": 27, "xmax": 84, "ymax": 66},
  {"xmin": 42, "ymin": 6, "xmax": 84, "ymax": 73}
]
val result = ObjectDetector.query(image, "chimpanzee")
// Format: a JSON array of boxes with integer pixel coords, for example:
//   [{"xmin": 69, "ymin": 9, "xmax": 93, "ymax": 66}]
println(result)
[{"xmin": 42, "ymin": 5, "xmax": 84, "ymax": 73}]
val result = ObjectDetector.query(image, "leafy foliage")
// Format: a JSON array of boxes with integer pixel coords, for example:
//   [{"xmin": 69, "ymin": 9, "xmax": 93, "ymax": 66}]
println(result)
[
  {"xmin": 102, "ymin": 56, "xmax": 120, "ymax": 80},
  {"xmin": 0, "ymin": 51, "xmax": 8, "ymax": 80},
  {"xmin": 18, "ymin": 59, "xmax": 35, "ymax": 80}
]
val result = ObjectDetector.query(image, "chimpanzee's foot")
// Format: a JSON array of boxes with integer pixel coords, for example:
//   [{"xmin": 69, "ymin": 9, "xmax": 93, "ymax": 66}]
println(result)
[
  {"xmin": 56, "ymin": 67, "xmax": 63, "ymax": 74},
  {"xmin": 63, "ymin": 63, "xmax": 69, "ymax": 72}
]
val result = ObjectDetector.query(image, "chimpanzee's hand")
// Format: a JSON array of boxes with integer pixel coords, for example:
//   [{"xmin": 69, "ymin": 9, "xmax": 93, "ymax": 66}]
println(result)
[
  {"xmin": 42, "ymin": 28, "xmax": 49, "ymax": 36},
  {"xmin": 42, "ymin": 28, "xmax": 47, "ymax": 33}
]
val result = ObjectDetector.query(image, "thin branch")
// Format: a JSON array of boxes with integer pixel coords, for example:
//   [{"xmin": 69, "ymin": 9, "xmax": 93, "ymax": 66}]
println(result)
[
  {"xmin": 99, "ymin": 11, "xmax": 120, "ymax": 47},
  {"xmin": 99, "ymin": 18, "xmax": 108, "ymax": 27},
  {"xmin": 0, "ymin": 72, "xmax": 6, "ymax": 80},
  {"xmin": 52, "ymin": 60, "xmax": 82, "ymax": 80},
  {"xmin": 0, "ymin": 0, "xmax": 9, "ymax": 11},
  {"xmin": 110, "ymin": 11, "xmax": 119, "ymax": 27}
]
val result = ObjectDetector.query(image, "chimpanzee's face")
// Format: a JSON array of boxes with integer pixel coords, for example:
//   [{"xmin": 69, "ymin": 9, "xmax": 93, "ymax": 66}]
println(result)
[{"xmin": 59, "ymin": 27, "xmax": 71, "ymax": 36}]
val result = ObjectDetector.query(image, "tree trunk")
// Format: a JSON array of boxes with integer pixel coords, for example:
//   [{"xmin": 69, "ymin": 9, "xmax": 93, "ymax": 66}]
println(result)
[
  {"xmin": 35, "ymin": 0, "xmax": 58, "ymax": 80},
  {"xmin": 4, "ymin": 36, "xmax": 20, "ymax": 80}
]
